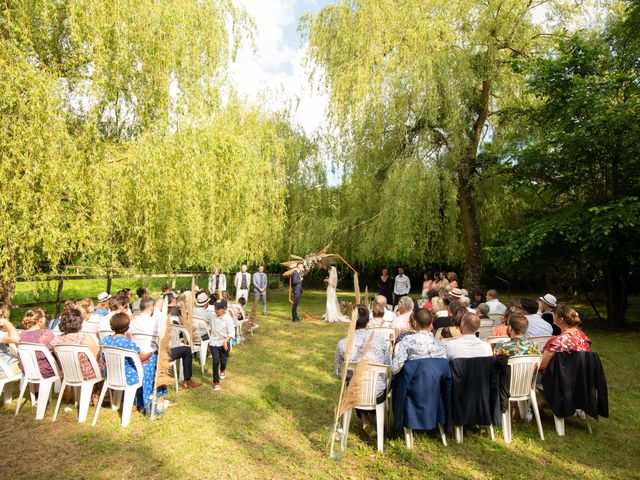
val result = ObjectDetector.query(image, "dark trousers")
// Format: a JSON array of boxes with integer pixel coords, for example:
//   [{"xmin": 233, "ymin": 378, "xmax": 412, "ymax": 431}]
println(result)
[
  {"xmin": 393, "ymin": 293, "xmax": 407, "ymax": 308},
  {"xmin": 169, "ymin": 345, "xmax": 193, "ymax": 381},
  {"xmin": 292, "ymin": 290, "xmax": 302, "ymax": 321},
  {"xmin": 210, "ymin": 345, "xmax": 228, "ymax": 383}
]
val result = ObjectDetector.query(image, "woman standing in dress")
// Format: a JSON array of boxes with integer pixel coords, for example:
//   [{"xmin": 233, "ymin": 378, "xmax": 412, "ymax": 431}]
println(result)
[
  {"xmin": 377, "ymin": 268, "xmax": 393, "ymax": 306},
  {"xmin": 325, "ymin": 266, "xmax": 350, "ymax": 323},
  {"xmin": 422, "ymin": 272, "xmax": 434, "ymax": 297}
]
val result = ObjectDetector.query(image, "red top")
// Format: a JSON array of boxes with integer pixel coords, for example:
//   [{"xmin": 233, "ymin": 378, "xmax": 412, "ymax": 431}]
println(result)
[{"xmin": 545, "ymin": 329, "xmax": 591, "ymax": 354}]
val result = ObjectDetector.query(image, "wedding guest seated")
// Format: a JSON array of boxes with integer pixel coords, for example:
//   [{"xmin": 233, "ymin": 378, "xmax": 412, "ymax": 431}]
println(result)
[
  {"xmin": 78, "ymin": 298, "xmax": 99, "ymax": 334},
  {"xmin": 131, "ymin": 287, "xmax": 148, "ymax": 315},
  {"xmin": 52, "ymin": 307, "xmax": 100, "ymax": 380},
  {"xmin": 49, "ymin": 299, "xmax": 77, "ymax": 331},
  {"xmin": 431, "ymin": 296, "xmax": 448, "ymax": 320},
  {"xmin": 470, "ymin": 291, "xmax": 485, "ymax": 309},
  {"xmin": 391, "ymin": 296, "xmax": 414, "ymax": 336},
  {"xmin": 94, "ymin": 292, "xmax": 111, "ymax": 316},
  {"xmin": 459, "ymin": 295, "xmax": 474, "ymax": 313},
  {"xmin": 334, "ymin": 305, "xmax": 391, "ymax": 438},
  {"xmin": 19, "ymin": 308, "xmax": 56, "ymax": 377},
  {"xmin": 539, "ymin": 305, "xmax": 591, "ymax": 374},
  {"xmin": 445, "ymin": 313, "xmax": 493, "ymax": 360},
  {"xmin": 538, "ymin": 293, "xmax": 560, "ymax": 335},
  {"xmin": 486, "ymin": 289, "xmax": 507, "ymax": 316},
  {"xmin": 434, "ymin": 300, "xmax": 462, "ymax": 331},
  {"xmin": 521, "ymin": 298, "xmax": 552, "ymax": 338},
  {"xmin": 368, "ymin": 295, "xmax": 396, "ymax": 327},
  {"xmin": 167, "ymin": 293, "xmax": 181, "ymax": 321},
  {"xmin": 129, "ymin": 297, "xmax": 164, "ymax": 353},
  {"xmin": 392, "ymin": 309, "xmax": 447, "ymax": 374},
  {"xmin": 477, "ymin": 303, "xmax": 490, "ymax": 321},
  {"xmin": 99, "ymin": 293, "xmax": 130, "ymax": 334},
  {"xmin": 492, "ymin": 300, "xmax": 523, "ymax": 337},
  {"xmin": 0, "ymin": 318, "xmax": 21, "ymax": 378},
  {"xmin": 448, "ymin": 288, "xmax": 463, "ymax": 303},
  {"xmin": 101, "ymin": 313, "xmax": 166, "ymax": 413},
  {"xmin": 193, "ymin": 291, "xmax": 213, "ymax": 341},
  {"xmin": 439, "ymin": 303, "xmax": 464, "ymax": 339},
  {"xmin": 493, "ymin": 315, "xmax": 540, "ymax": 357}
]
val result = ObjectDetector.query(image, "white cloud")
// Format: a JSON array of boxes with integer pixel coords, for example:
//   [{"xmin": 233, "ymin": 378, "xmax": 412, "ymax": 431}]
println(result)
[{"xmin": 229, "ymin": 0, "xmax": 329, "ymax": 137}]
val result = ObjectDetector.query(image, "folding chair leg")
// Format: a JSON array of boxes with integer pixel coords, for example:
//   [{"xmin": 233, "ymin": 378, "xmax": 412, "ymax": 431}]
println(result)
[
  {"xmin": 455, "ymin": 426, "xmax": 463, "ymax": 444},
  {"xmin": 15, "ymin": 378, "xmax": 29, "ymax": 416},
  {"xmin": 172, "ymin": 363, "xmax": 179, "ymax": 392},
  {"xmin": 36, "ymin": 381, "xmax": 54, "ymax": 420},
  {"xmin": 438, "ymin": 423, "xmax": 447, "ymax": 447},
  {"xmin": 502, "ymin": 411, "xmax": 512, "ymax": 443},
  {"xmin": 517, "ymin": 400, "xmax": 529, "ymax": 421},
  {"xmin": 554, "ymin": 415, "xmax": 565, "ymax": 436},
  {"xmin": 121, "ymin": 388, "xmax": 136, "ymax": 427},
  {"xmin": 404, "ymin": 427, "xmax": 413, "ymax": 449},
  {"xmin": 375, "ymin": 403, "xmax": 385, "ymax": 452},
  {"xmin": 530, "ymin": 391, "xmax": 544, "ymax": 441},
  {"xmin": 92, "ymin": 384, "xmax": 109, "ymax": 426},
  {"xmin": 341, "ymin": 410, "xmax": 352, "ymax": 450},
  {"xmin": 52, "ymin": 380, "xmax": 67, "ymax": 422},
  {"xmin": 111, "ymin": 390, "xmax": 123, "ymax": 410},
  {"xmin": 585, "ymin": 416, "xmax": 592, "ymax": 434},
  {"xmin": 77, "ymin": 384, "xmax": 94, "ymax": 423},
  {"xmin": 489, "ymin": 424, "xmax": 495, "ymax": 441}
]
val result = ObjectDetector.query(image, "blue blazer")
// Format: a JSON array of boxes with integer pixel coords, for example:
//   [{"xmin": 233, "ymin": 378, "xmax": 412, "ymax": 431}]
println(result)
[
  {"xmin": 292, "ymin": 271, "xmax": 303, "ymax": 295},
  {"xmin": 392, "ymin": 358, "xmax": 452, "ymax": 435}
]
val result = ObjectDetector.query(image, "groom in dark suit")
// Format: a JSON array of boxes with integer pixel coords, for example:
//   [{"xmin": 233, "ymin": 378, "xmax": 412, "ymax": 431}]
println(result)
[{"xmin": 292, "ymin": 262, "xmax": 304, "ymax": 322}]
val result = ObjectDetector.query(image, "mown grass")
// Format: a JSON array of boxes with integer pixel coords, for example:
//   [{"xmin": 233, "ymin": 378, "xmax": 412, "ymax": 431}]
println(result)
[{"xmin": 1, "ymin": 289, "xmax": 638, "ymax": 479}]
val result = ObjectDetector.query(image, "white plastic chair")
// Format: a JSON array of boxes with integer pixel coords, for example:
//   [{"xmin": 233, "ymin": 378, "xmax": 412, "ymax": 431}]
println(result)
[
  {"xmin": 487, "ymin": 336, "xmax": 510, "ymax": 346},
  {"xmin": 341, "ymin": 362, "xmax": 391, "ymax": 452},
  {"xmin": 439, "ymin": 337, "xmax": 456, "ymax": 345},
  {"xmin": 98, "ymin": 330, "xmax": 114, "ymax": 340},
  {"xmin": 367, "ymin": 327, "xmax": 395, "ymax": 350},
  {"xmin": 477, "ymin": 325, "xmax": 494, "ymax": 340},
  {"xmin": 235, "ymin": 319, "xmax": 247, "ymax": 345},
  {"xmin": 92, "ymin": 346, "xmax": 144, "ymax": 427},
  {"xmin": 52, "ymin": 344, "xmax": 103, "ymax": 423},
  {"xmin": 480, "ymin": 319, "xmax": 493, "ymax": 328},
  {"xmin": 191, "ymin": 316, "xmax": 210, "ymax": 374},
  {"xmin": 528, "ymin": 335, "xmax": 552, "ymax": 352},
  {"xmin": 488, "ymin": 314, "xmax": 504, "ymax": 326},
  {"xmin": 501, "ymin": 355, "xmax": 544, "ymax": 443},
  {"xmin": 0, "ymin": 356, "xmax": 22, "ymax": 404},
  {"xmin": 404, "ymin": 424, "xmax": 447, "ymax": 448},
  {"xmin": 14, "ymin": 343, "xmax": 61, "ymax": 420}
]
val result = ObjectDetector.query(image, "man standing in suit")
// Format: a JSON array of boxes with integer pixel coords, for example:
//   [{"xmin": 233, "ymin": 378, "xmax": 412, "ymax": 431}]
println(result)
[
  {"xmin": 234, "ymin": 264, "xmax": 251, "ymax": 302},
  {"xmin": 253, "ymin": 264, "xmax": 268, "ymax": 316},
  {"xmin": 208, "ymin": 267, "xmax": 227, "ymax": 300},
  {"xmin": 292, "ymin": 262, "xmax": 304, "ymax": 322}
]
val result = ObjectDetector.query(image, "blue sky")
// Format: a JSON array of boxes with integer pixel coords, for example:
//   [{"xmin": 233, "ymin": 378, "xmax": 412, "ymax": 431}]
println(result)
[{"xmin": 230, "ymin": 1, "xmax": 336, "ymax": 135}]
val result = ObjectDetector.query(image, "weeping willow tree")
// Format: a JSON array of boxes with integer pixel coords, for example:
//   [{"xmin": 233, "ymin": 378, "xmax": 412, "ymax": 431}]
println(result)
[
  {"xmin": 0, "ymin": 1, "xmax": 297, "ymax": 315},
  {"xmin": 302, "ymin": 0, "xmax": 579, "ymax": 288}
]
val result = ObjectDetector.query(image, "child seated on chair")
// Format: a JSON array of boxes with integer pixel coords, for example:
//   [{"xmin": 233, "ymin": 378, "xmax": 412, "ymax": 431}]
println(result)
[{"xmin": 100, "ymin": 313, "xmax": 166, "ymax": 413}]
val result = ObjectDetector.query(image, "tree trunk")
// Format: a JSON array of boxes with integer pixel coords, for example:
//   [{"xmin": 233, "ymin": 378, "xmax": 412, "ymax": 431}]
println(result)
[
  {"xmin": 0, "ymin": 279, "xmax": 16, "ymax": 319},
  {"xmin": 606, "ymin": 259, "xmax": 628, "ymax": 326},
  {"xmin": 457, "ymin": 79, "xmax": 491, "ymax": 293},
  {"xmin": 458, "ymin": 171, "xmax": 483, "ymax": 292}
]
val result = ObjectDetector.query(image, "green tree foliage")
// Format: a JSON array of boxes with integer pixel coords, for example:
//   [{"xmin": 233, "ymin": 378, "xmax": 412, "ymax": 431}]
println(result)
[
  {"xmin": 302, "ymin": 0, "xmax": 575, "ymax": 288},
  {"xmin": 490, "ymin": 20, "xmax": 640, "ymax": 325},
  {"xmin": 0, "ymin": 1, "xmax": 307, "ymax": 315}
]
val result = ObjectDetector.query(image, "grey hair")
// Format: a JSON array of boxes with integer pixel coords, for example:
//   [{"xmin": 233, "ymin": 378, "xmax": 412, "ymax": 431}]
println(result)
[
  {"xmin": 398, "ymin": 296, "xmax": 414, "ymax": 311},
  {"xmin": 458, "ymin": 296, "xmax": 471, "ymax": 308}
]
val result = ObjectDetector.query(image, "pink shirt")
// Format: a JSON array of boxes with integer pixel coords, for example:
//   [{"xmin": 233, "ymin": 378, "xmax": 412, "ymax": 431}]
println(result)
[{"xmin": 392, "ymin": 311, "xmax": 412, "ymax": 336}]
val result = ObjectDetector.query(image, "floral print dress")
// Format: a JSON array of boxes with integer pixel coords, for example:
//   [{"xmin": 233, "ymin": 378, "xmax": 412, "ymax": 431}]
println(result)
[
  {"xmin": 544, "ymin": 329, "xmax": 591, "ymax": 354},
  {"xmin": 100, "ymin": 335, "xmax": 167, "ymax": 411}
]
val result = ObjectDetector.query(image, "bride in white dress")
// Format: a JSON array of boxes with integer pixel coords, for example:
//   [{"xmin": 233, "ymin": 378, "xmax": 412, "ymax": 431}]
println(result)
[{"xmin": 325, "ymin": 266, "xmax": 350, "ymax": 323}]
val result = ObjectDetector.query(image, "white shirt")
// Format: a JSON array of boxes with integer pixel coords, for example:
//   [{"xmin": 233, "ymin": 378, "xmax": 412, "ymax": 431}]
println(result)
[
  {"xmin": 234, "ymin": 272, "xmax": 252, "ymax": 290},
  {"xmin": 129, "ymin": 310, "xmax": 163, "ymax": 353},
  {"xmin": 393, "ymin": 275, "xmax": 411, "ymax": 295},
  {"xmin": 486, "ymin": 298, "xmax": 507, "ymax": 315},
  {"xmin": 99, "ymin": 312, "xmax": 115, "ymax": 333},
  {"xmin": 446, "ymin": 334, "xmax": 493, "ymax": 359},
  {"xmin": 436, "ymin": 310, "xmax": 449, "ymax": 318},
  {"xmin": 208, "ymin": 312, "xmax": 235, "ymax": 347},
  {"xmin": 369, "ymin": 309, "xmax": 396, "ymax": 324},
  {"xmin": 524, "ymin": 313, "xmax": 553, "ymax": 338}
]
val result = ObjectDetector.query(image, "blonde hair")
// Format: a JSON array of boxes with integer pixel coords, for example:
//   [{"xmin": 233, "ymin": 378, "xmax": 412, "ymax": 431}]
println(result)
[
  {"xmin": 23, "ymin": 308, "xmax": 46, "ymax": 329},
  {"xmin": 78, "ymin": 298, "xmax": 94, "ymax": 309},
  {"xmin": 431, "ymin": 296, "xmax": 445, "ymax": 312}
]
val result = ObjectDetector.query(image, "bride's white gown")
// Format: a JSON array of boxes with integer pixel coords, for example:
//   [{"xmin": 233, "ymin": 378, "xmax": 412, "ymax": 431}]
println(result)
[{"xmin": 325, "ymin": 267, "xmax": 350, "ymax": 323}]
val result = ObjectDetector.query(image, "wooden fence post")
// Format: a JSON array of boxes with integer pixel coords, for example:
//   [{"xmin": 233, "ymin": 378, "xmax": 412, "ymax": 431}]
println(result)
[
  {"xmin": 55, "ymin": 277, "xmax": 64, "ymax": 315},
  {"xmin": 106, "ymin": 271, "xmax": 112, "ymax": 295},
  {"xmin": 171, "ymin": 274, "xmax": 177, "ymax": 290}
]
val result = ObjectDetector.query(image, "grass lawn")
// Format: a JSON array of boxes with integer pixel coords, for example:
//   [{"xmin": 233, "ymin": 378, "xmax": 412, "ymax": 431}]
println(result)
[{"xmin": 1, "ymin": 289, "xmax": 638, "ymax": 479}]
